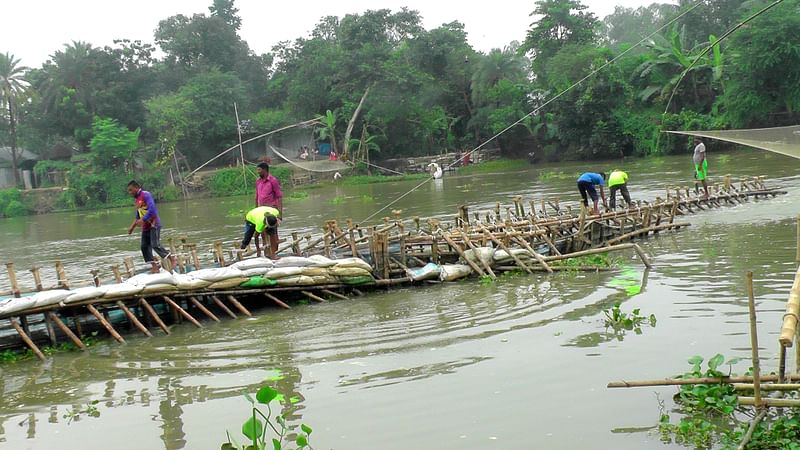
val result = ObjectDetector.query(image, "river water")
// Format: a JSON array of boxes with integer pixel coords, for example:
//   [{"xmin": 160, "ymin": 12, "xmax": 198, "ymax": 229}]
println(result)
[{"xmin": 0, "ymin": 149, "xmax": 798, "ymax": 450}]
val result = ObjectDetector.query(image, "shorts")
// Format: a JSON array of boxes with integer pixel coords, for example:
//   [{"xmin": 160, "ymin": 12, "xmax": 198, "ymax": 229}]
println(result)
[
  {"xmin": 578, "ymin": 181, "xmax": 598, "ymax": 206},
  {"xmin": 694, "ymin": 159, "xmax": 708, "ymax": 181}
]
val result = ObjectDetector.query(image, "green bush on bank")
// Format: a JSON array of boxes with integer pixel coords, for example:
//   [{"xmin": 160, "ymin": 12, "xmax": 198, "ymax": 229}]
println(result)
[
  {"xmin": 205, "ymin": 166, "xmax": 291, "ymax": 197},
  {"xmin": 0, "ymin": 189, "xmax": 33, "ymax": 218}
]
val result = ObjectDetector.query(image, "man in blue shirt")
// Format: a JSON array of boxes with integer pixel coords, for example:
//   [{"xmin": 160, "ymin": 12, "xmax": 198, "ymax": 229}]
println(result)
[
  {"xmin": 577, "ymin": 172, "xmax": 607, "ymax": 215},
  {"xmin": 127, "ymin": 180, "xmax": 176, "ymax": 273}
]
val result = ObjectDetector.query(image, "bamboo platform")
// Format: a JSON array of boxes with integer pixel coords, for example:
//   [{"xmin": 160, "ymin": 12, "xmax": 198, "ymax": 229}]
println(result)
[{"xmin": 0, "ymin": 175, "xmax": 784, "ymax": 360}]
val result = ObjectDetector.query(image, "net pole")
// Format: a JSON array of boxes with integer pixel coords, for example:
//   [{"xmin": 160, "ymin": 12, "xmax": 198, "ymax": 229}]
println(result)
[{"xmin": 233, "ymin": 102, "xmax": 247, "ymax": 193}]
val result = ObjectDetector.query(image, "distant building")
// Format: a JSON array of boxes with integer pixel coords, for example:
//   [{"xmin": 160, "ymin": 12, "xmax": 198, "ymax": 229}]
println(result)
[{"xmin": 0, "ymin": 147, "xmax": 40, "ymax": 189}]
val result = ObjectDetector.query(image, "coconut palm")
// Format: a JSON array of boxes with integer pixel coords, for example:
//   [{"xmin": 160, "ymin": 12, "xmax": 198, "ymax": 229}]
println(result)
[
  {"xmin": 0, "ymin": 52, "xmax": 30, "ymax": 185},
  {"xmin": 470, "ymin": 44, "xmax": 527, "ymax": 107}
]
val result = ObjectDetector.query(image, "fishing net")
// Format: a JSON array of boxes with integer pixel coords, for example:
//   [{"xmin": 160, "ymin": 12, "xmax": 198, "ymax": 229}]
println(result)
[
  {"xmin": 267, "ymin": 145, "xmax": 351, "ymax": 173},
  {"xmin": 665, "ymin": 125, "xmax": 800, "ymax": 160}
]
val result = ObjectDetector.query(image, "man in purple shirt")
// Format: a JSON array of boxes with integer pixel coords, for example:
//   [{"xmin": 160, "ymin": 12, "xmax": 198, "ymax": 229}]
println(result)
[
  {"xmin": 127, "ymin": 180, "xmax": 175, "ymax": 273},
  {"xmin": 255, "ymin": 163, "xmax": 283, "ymax": 257}
]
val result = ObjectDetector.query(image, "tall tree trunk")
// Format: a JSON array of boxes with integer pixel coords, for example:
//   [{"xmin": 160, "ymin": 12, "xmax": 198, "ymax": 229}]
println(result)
[
  {"xmin": 342, "ymin": 86, "xmax": 371, "ymax": 159},
  {"xmin": 8, "ymin": 102, "xmax": 20, "ymax": 186}
]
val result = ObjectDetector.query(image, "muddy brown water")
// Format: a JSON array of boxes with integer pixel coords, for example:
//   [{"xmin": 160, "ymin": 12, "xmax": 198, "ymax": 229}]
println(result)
[{"xmin": 0, "ymin": 148, "xmax": 798, "ymax": 449}]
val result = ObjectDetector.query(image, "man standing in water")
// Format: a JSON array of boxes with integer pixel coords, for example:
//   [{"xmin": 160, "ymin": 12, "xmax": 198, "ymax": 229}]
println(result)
[
  {"xmin": 577, "ymin": 172, "xmax": 607, "ymax": 215},
  {"xmin": 127, "ymin": 180, "xmax": 176, "ymax": 273},
  {"xmin": 608, "ymin": 169, "xmax": 632, "ymax": 210},
  {"xmin": 693, "ymin": 137, "xmax": 709, "ymax": 199},
  {"xmin": 255, "ymin": 162, "xmax": 283, "ymax": 257}
]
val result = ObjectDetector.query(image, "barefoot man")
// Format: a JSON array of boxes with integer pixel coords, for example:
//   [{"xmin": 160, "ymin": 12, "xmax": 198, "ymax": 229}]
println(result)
[
  {"xmin": 693, "ymin": 137, "xmax": 709, "ymax": 199},
  {"xmin": 255, "ymin": 162, "xmax": 283, "ymax": 258}
]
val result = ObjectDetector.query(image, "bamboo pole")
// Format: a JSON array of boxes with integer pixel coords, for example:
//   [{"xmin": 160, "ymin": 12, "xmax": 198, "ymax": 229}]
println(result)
[
  {"xmin": 321, "ymin": 289, "xmax": 349, "ymax": 301},
  {"xmin": 56, "ymin": 260, "xmax": 69, "ymax": 288},
  {"xmin": 5, "ymin": 263, "xmax": 20, "ymax": 297},
  {"xmin": 510, "ymin": 236, "xmax": 553, "ymax": 274},
  {"xmin": 30, "ymin": 266, "xmax": 43, "ymax": 291},
  {"xmin": 746, "ymin": 272, "xmax": 762, "ymax": 408},
  {"xmin": 733, "ymin": 383, "xmax": 800, "ymax": 391},
  {"xmin": 140, "ymin": 298, "xmax": 170, "ymax": 335},
  {"xmin": 479, "ymin": 227, "xmax": 533, "ymax": 274},
  {"xmin": 116, "ymin": 301, "xmax": 152, "ymax": 337},
  {"xmin": 605, "ymin": 222, "xmax": 691, "ymax": 246},
  {"xmin": 87, "ymin": 304, "xmax": 126, "ymax": 343},
  {"xmin": 608, "ymin": 374, "xmax": 800, "ymax": 388},
  {"xmin": 738, "ymin": 409, "xmax": 767, "ymax": 450},
  {"xmin": 302, "ymin": 291, "xmax": 328, "ymax": 303},
  {"xmin": 631, "ymin": 244, "xmax": 653, "ymax": 269},
  {"xmin": 738, "ymin": 397, "xmax": 800, "ymax": 407},
  {"xmin": 226, "ymin": 295, "xmax": 252, "ymax": 317},
  {"xmin": 438, "ymin": 231, "xmax": 484, "ymax": 276},
  {"xmin": 189, "ymin": 244, "xmax": 201, "ymax": 270},
  {"xmin": 796, "ymin": 213, "xmax": 800, "ymax": 263},
  {"xmin": 48, "ymin": 312, "xmax": 86, "ymax": 350},
  {"xmin": 189, "ymin": 297, "xmax": 220, "ymax": 322},
  {"xmin": 214, "ymin": 241, "xmax": 226, "ymax": 266},
  {"xmin": 163, "ymin": 296, "xmax": 202, "ymax": 328},
  {"xmin": 111, "ymin": 265, "xmax": 123, "ymax": 283},
  {"xmin": 459, "ymin": 230, "xmax": 495, "ymax": 279},
  {"xmin": 212, "ymin": 295, "xmax": 238, "ymax": 318},
  {"xmin": 264, "ymin": 293, "xmax": 291, "ymax": 310},
  {"xmin": 123, "ymin": 257, "xmax": 134, "ymax": 278},
  {"xmin": 11, "ymin": 320, "xmax": 45, "ymax": 361},
  {"xmin": 779, "ymin": 266, "xmax": 800, "ymax": 347}
]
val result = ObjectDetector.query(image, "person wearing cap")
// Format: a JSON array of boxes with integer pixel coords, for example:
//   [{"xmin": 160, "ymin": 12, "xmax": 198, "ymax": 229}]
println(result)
[
  {"xmin": 241, "ymin": 206, "xmax": 281, "ymax": 259},
  {"xmin": 577, "ymin": 172, "xmax": 607, "ymax": 215},
  {"xmin": 608, "ymin": 169, "xmax": 632, "ymax": 210},
  {"xmin": 127, "ymin": 180, "xmax": 177, "ymax": 273}
]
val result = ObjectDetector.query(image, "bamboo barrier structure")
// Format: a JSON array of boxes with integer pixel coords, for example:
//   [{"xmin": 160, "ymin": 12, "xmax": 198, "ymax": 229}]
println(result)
[{"xmin": 0, "ymin": 177, "xmax": 784, "ymax": 358}]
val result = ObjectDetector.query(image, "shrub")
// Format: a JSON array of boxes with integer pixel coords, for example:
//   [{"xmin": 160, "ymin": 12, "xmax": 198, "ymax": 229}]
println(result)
[
  {"xmin": 206, "ymin": 166, "xmax": 291, "ymax": 198},
  {"xmin": 0, "ymin": 189, "xmax": 32, "ymax": 218}
]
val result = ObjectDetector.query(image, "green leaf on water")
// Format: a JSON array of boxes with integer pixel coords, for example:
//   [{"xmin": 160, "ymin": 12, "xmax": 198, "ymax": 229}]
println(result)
[
  {"xmin": 242, "ymin": 416, "xmax": 263, "ymax": 441},
  {"xmin": 688, "ymin": 355, "xmax": 704, "ymax": 365},
  {"xmin": 289, "ymin": 396, "xmax": 301, "ymax": 404},
  {"xmin": 708, "ymin": 354, "xmax": 724, "ymax": 372},
  {"xmin": 296, "ymin": 435, "xmax": 308, "ymax": 447},
  {"xmin": 221, "ymin": 444, "xmax": 236, "ymax": 450},
  {"xmin": 275, "ymin": 393, "xmax": 285, "ymax": 403},
  {"xmin": 626, "ymin": 286, "xmax": 641, "ymax": 296},
  {"xmin": 726, "ymin": 357, "xmax": 744, "ymax": 366},
  {"xmin": 301, "ymin": 424, "xmax": 313, "ymax": 435},
  {"xmin": 273, "ymin": 438, "xmax": 282, "ymax": 450},
  {"xmin": 256, "ymin": 386, "xmax": 279, "ymax": 404}
]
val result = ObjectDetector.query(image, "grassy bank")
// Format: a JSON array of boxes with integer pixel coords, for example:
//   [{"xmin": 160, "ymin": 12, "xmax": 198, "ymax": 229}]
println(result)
[{"xmin": 456, "ymin": 159, "xmax": 528, "ymax": 175}]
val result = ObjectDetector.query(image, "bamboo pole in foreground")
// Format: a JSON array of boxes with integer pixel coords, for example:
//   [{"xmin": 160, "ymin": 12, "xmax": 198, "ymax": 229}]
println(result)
[
  {"xmin": 746, "ymin": 272, "xmax": 762, "ymax": 408},
  {"xmin": 738, "ymin": 409, "xmax": 767, "ymax": 450},
  {"xmin": 87, "ymin": 305, "xmax": 125, "ymax": 344},
  {"xmin": 140, "ymin": 298, "xmax": 170, "ymax": 335},
  {"xmin": 163, "ymin": 296, "xmax": 202, "ymax": 328},
  {"xmin": 608, "ymin": 374, "xmax": 800, "ymax": 388},
  {"xmin": 226, "ymin": 295, "xmax": 252, "ymax": 317},
  {"xmin": 11, "ymin": 320, "xmax": 45, "ymax": 361},
  {"xmin": 212, "ymin": 295, "xmax": 238, "ymax": 318},
  {"xmin": 779, "ymin": 266, "xmax": 800, "ymax": 346},
  {"xmin": 116, "ymin": 301, "xmax": 152, "ymax": 337},
  {"xmin": 48, "ymin": 312, "xmax": 86, "ymax": 350}
]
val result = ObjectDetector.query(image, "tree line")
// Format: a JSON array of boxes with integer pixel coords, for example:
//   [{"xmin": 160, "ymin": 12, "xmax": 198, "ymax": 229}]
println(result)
[{"xmin": 1, "ymin": 0, "xmax": 799, "ymax": 206}]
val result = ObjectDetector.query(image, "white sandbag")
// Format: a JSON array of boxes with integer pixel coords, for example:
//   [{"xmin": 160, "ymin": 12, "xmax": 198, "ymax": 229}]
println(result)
[
  {"xmin": 307, "ymin": 255, "xmax": 337, "ymax": 267},
  {"xmin": 232, "ymin": 257, "xmax": 274, "ymax": 271},
  {"xmin": 406, "ymin": 262, "xmax": 441, "ymax": 281},
  {"xmin": 439, "ymin": 264, "xmax": 473, "ymax": 281},
  {"xmin": 31, "ymin": 289, "xmax": 72, "ymax": 308},
  {"xmin": 0, "ymin": 296, "xmax": 37, "ymax": 315},
  {"xmin": 141, "ymin": 284, "xmax": 179, "ymax": 295},
  {"xmin": 330, "ymin": 267, "xmax": 373, "ymax": 278},
  {"xmin": 208, "ymin": 277, "xmax": 251, "ymax": 290},
  {"xmin": 189, "ymin": 267, "xmax": 245, "ymax": 282},
  {"xmin": 103, "ymin": 283, "xmax": 144, "ymax": 299},
  {"xmin": 273, "ymin": 256, "xmax": 315, "ymax": 268},
  {"xmin": 276, "ymin": 275, "xmax": 316, "ymax": 286},
  {"xmin": 65, "ymin": 286, "xmax": 108, "ymax": 304},
  {"xmin": 173, "ymin": 273, "xmax": 212, "ymax": 290},
  {"xmin": 463, "ymin": 247, "xmax": 495, "ymax": 266},
  {"xmin": 265, "ymin": 266, "xmax": 304, "ymax": 279},
  {"xmin": 241, "ymin": 267, "xmax": 269, "ymax": 277},
  {"xmin": 301, "ymin": 267, "xmax": 330, "ymax": 277},
  {"xmin": 493, "ymin": 248, "xmax": 533, "ymax": 263},
  {"xmin": 310, "ymin": 275, "xmax": 338, "ymax": 285},
  {"xmin": 333, "ymin": 257, "xmax": 373, "ymax": 272},
  {"xmin": 126, "ymin": 271, "xmax": 177, "ymax": 287}
]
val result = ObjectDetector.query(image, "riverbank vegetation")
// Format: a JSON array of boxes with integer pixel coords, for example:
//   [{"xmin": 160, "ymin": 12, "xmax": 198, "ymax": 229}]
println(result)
[{"xmin": 1, "ymin": 0, "xmax": 798, "ymax": 217}]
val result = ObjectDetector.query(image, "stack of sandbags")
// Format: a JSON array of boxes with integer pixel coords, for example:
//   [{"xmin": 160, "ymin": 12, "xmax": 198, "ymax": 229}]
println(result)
[
  {"xmin": 439, "ymin": 264, "xmax": 472, "ymax": 281},
  {"xmin": 173, "ymin": 273, "xmax": 213, "ymax": 290},
  {"xmin": 330, "ymin": 257, "xmax": 374, "ymax": 285},
  {"xmin": 406, "ymin": 262, "xmax": 441, "ymax": 281},
  {"xmin": 125, "ymin": 270, "xmax": 179, "ymax": 294},
  {"xmin": 232, "ymin": 258, "xmax": 274, "ymax": 277}
]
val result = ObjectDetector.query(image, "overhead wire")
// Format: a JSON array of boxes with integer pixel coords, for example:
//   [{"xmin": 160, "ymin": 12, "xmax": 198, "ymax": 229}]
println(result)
[{"xmin": 356, "ymin": 1, "xmax": 705, "ymax": 226}]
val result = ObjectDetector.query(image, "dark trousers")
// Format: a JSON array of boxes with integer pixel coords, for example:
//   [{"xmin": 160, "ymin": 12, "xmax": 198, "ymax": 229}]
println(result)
[
  {"xmin": 141, "ymin": 227, "xmax": 169, "ymax": 263},
  {"xmin": 577, "ymin": 181, "xmax": 598, "ymax": 207},
  {"xmin": 241, "ymin": 221, "xmax": 257, "ymax": 249},
  {"xmin": 610, "ymin": 184, "xmax": 632, "ymax": 209}
]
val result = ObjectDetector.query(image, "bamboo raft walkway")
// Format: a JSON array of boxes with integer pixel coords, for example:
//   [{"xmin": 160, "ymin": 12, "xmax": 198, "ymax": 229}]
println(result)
[{"xmin": 0, "ymin": 175, "xmax": 784, "ymax": 361}]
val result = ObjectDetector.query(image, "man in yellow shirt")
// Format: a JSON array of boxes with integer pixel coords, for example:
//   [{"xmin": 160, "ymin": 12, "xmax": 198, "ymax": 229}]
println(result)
[
  {"xmin": 240, "ymin": 206, "xmax": 281, "ymax": 259},
  {"xmin": 608, "ymin": 169, "xmax": 632, "ymax": 210}
]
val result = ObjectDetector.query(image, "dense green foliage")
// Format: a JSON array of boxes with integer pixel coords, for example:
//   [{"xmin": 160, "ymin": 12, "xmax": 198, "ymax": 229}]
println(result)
[
  {"xmin": 0, "ymin": 188, "xmax": 32, "ymax": 217},
  {"xmin": 1, "ymin": 0, "xmax": 798, "ymax": 207},
  {"xmin": 206, "ymin": 166, "xmax": 291, "ymax": 197}
]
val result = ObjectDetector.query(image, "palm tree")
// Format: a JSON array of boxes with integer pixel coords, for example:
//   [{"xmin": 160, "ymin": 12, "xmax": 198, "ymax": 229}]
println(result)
[
  {"xmin": 0, "ymin": 52, "xmax": 30, "ymax": 185},
  {"xmin": 470, "ymin": 44, "xmax": 527, "ymax": 107}
]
